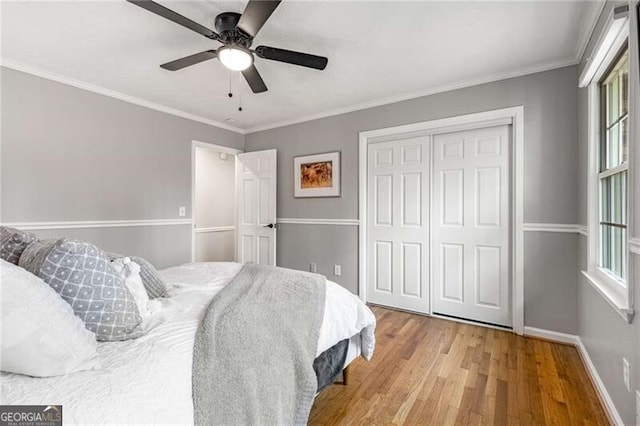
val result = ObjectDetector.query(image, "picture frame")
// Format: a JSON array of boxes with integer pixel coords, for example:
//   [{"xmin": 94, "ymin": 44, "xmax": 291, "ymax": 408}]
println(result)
[{"xmin": 293, "ymin": 151, "xmax": 341, "ymax": 198}]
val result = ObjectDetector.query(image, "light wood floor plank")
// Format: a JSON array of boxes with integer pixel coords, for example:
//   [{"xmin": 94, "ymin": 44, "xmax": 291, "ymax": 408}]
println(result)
[{"xmin": 310, "ymin": 307, "xmax": 611, "ymax": 425}]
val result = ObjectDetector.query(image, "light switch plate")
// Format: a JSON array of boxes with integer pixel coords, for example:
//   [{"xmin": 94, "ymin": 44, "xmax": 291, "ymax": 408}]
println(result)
[
  {"xmin": 334, "ymin": 265, "xmax": 341, "ymax": 276},
  {"xmin": 178, "ymin": 206, "xmax": 186, "ymax": 217}
]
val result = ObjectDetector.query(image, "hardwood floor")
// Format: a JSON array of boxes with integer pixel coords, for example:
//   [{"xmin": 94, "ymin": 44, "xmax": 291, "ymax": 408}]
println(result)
[{"xmin": 309, "ymin": 306, "xmax": 610, "ymax": 425}]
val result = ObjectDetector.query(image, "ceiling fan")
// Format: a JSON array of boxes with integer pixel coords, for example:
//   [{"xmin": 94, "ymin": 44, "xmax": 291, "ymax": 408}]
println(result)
[{"xmin": 127, "ymin": 0, "xmax": 328, "ymax": 94}]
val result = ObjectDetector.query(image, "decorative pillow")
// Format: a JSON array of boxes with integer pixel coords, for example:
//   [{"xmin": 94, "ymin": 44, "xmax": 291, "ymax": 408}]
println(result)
[
  {"xmin": 0, "ymin": 226, "xmax": 38, "ymax": 265},
  {"xmin": 108, "ymin": 253, "xmax": 169, "ymax": 299},
  {"xmin": 1, "ymin": 259, "xmax": 100, "ymax": 377},
  {"xmin": 111, "ymin": 257, "xmax": 152, "ymax": 320},
  {"xmin": 19, "ymin": 239, "xmax": 143, "ymax": 341},
  {"xmin": 130, "ymin": 256, "xmax": 170, "ymax": 298}
]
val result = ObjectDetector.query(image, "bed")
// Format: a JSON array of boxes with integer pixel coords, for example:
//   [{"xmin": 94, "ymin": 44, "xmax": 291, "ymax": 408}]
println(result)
[{"xmin": 0, "ymin": 262, "xmax": 376, "ymax": 424}]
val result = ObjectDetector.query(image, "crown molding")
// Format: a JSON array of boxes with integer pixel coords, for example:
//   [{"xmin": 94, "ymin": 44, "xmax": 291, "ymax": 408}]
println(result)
[
  {"xmin": 3, "ymin": 1, "xmax": 598, "ymax": 138},
  {"xmin": 0, "ymin": 58, "xmax": 245, "ymax": 135},
  {"xmin": 575, "ymin": 0, "xmax": 607, "ymax": 63},
  {"xmin": 242, "ymin": 0, "xmax": 605, "ymax": 135},
  {"xmin": 244, "ymin": 56, "xmax": 578, "ymax": 134}
]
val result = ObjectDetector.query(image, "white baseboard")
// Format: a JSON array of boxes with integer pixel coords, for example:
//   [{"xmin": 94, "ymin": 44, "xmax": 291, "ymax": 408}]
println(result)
[
  {"xmin": 576, "ymin": 339, "xmax": 625, "ymax": 426},
  {"xmin": 523, "ymin": 326, "xmax": 580, "ymax": 345},
  {"xmin": 524, "ymin": 326, "xmax": 623, "ymax": 426}
]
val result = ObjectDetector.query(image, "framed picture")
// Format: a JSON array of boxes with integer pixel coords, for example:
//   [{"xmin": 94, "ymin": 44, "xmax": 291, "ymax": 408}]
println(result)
[{"xmin": 294, "ymin": 151, "xmax": 341, "ymax": 198}]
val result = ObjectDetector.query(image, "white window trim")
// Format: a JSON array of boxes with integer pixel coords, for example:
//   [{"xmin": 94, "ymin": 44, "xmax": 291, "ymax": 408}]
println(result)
[{"xmin": 582, "ymin": 13, "xmax": 634, "ymax": 323}]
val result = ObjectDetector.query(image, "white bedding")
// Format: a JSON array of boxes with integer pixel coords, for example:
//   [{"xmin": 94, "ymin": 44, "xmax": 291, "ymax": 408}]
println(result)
[{"xmin": 0, "ymin": 262, "xmax": 376, "ymax": 425}]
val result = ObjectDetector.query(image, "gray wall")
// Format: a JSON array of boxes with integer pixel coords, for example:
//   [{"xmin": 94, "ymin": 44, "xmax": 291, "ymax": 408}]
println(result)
[
  {"xmin": 246, "ymin": 65, "xmax": 580, "ymax": 333},
  {"xmin": 5, "ymin": 8, "xmax": 639, "ymax": 420},
  {"xmin": 575, "ymin": 1, "xmax": 640, "ymax": 424},
  {"xmin": 1, "ymin": 67, "xmax": 244, "ymax": 268},
  {"xmin": 194, "ymin": 147, "xmax": 236, "ymax": 262}
]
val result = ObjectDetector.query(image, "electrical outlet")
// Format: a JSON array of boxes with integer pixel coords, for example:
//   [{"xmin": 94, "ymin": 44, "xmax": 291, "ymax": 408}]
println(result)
[
  {"xmin": 178, "ymin": 206, "xmax": 186, "ymax": 217},
  {"xmin": 309, "ymin": 263, "xmax": 317, "ymax": 273},
  {"xmin": 623, "ymin": 358, "xmax": 631, "ymax": 392},
  {"xmin": 334, "ymin": 265, "xmax": 341, "ymax": 276}
]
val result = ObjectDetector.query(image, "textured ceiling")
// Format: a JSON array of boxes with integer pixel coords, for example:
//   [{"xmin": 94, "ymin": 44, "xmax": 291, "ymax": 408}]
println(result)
[{"xmin": 1, "ymin": 1, "xmax": 602, "ymax": 132}]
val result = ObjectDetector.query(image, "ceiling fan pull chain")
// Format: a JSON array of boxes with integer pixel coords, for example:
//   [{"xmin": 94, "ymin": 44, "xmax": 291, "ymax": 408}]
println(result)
[
  {"xmin": 238, "ymin": 72, "xmax": 243, "ymax": 112},
  {"xmin": 228, "ymin": 69, "xmax": 233, "ymax": 98}
]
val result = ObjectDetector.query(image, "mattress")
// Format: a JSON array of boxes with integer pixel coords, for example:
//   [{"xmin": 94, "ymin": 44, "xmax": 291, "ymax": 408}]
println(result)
[{"xmin": 1, "ymin": 262, "xmax": 373, "ymax": 425}]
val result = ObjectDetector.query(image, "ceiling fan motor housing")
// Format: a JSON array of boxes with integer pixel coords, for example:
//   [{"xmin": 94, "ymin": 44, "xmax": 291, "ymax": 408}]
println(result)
[{"xmin": 215, "ymin": 12, "xmax": 251, "ymax": 47}]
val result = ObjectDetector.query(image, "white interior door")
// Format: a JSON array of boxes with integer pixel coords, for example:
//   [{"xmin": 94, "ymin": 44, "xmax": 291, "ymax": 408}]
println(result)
[
  {"xmin": 236, "ymin": 149, "xmax": 277, "ymax": 265},
  {"xmin": 431, "ymin": 125, "xmax": 511, "ymax": 327},
  {"xmin": 367, "ymin": 137, "xmax": 430, "ymax": 314}
]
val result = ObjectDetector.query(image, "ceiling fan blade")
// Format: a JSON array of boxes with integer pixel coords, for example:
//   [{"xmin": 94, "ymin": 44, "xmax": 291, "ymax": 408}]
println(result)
[
  {"xmin": 255, "ymin": 46, "xmax": 327, "ymax": 70},
  {"xmin": 241, "ymin": 65, "xmax": 268, "ymax": 93},
  {"xmin": 237, "ymin": 0, "xmax": 281, "ymax": 38},
  {"xmin": 127, "ymin": 0, "xmax": 219, "ymax": 40},
  {"xmin": 160, "ymin": 50, "xmax": 217, "ymax": 71}
]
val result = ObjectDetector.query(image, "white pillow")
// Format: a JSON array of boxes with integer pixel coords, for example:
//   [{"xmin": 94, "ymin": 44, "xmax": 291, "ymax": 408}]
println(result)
[
  {"xmin": 0, "ymin": 259, "xmax": 100, "ymax": 377},
  {"xmin": 111, "ymin": 257, "xmax": 154, "ymax": 319}
]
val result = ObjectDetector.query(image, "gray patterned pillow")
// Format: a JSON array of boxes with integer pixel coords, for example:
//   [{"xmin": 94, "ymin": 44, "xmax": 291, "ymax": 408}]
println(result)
[
  {"xmin": 108, "ymin": 253, "xmax": 169, "ymax": 299},
  {"xmin": 129, "ymin": 256, "xmax": 169, "ymax": 298},
  {"xmin": 19, "ymin": 239, "xmax": 143, "ymax": 341},
  {"xmin": 0, "ymin": 227, "xmax": 38, "ymax": 265}
]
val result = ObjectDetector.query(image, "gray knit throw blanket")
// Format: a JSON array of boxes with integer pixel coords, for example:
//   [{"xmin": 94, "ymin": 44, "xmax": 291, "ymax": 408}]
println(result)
[{"xmin": 192, "ymin": 262, "xmax": 326, "ymax": 425}]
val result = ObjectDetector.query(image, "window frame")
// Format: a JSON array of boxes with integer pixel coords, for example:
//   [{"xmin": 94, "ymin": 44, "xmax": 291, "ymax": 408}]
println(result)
[
  {"xmin": 582, "ymin": 13, "xmax": 634, "ymax": 322},
  {"xmin": 598, "ymin": 45, "xmax": 629, "ymax": 282}
]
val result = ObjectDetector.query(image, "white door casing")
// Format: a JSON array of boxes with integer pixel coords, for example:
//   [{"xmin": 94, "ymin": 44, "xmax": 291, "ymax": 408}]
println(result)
[
  {"xmin": 190, "ymin": 141, "xmax": 242, "ymax": 263},
  {"xmin": 236, "ymin": 149, "xmax": 277, "ymax": 265},
  {"xmin": 359, "ymin": 107, "xmax": 524, "ymax": 335},
  {"xmin": 366, "ymin": 137, "xmax": 430, "ymax": 314},
  {"xmin": 431, "ymin": 125, "xmax": 511, "ymax": 326}
]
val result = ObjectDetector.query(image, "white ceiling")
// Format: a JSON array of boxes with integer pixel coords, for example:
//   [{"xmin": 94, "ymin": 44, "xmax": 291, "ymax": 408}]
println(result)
[{"xmin": 1, "ymin": 0, "xmax": 602, "ymax": 133}]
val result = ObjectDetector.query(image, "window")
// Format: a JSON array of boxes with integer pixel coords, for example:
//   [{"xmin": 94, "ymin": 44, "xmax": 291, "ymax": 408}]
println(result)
[
  {"xmin": 579, "ymin": 7, "xmax": 633, "ymax": 322},
  {"xmin": 598, "ymin": 47, "xmax": 629, "ymax": 282}
]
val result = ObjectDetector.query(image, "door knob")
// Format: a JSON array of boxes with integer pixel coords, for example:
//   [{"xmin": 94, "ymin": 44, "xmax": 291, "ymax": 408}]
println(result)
[{"xmin": 263, "ymin": 223, "xmax": 279, "ymax": 229}]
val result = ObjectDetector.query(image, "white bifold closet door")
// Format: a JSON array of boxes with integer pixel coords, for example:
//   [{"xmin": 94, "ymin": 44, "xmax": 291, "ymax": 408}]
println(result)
[
  {"xmin": 367, "ymin": 137, "xmax": 430, "ymax": 314},
  {"xmin": 431, "ymin": 125, "xmax": 511, "ymax": 327},
  {"xmin": 236, "ymin": 149, "xmax": 277, "ymax": 266}
]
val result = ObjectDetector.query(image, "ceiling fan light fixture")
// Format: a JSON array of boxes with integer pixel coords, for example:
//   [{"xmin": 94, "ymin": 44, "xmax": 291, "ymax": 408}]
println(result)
[{"xmin": 218, "ymin": 46, "xmax": 253, "ymax": 71}]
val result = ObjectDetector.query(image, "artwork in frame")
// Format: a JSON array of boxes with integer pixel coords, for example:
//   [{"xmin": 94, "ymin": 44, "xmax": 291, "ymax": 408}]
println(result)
[{"xmin": 294, "ymin": 151, "xmax": 341, "ymax": 198}]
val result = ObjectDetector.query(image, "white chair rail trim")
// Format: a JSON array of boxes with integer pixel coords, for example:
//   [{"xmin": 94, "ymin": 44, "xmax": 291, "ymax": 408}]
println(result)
[
  {"xmin": 522, "ymin": 223, "xmax": 588, "ymax": 236},
  {"xmin": 1, "ymin": 219, "xmax": 193, "ymax": 231},
  {"xmin": 194, "ymin": 226, "xmax": 236, "ymax": 233},
  {"xmin": 276, "ymin": 218, "xmax": 360, "ymax": 226}
]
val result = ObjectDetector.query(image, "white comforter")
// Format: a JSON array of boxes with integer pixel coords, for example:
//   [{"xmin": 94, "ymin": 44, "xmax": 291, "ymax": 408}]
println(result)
[{"xmin": 0, "ymin": 262, "xmax": 376, "ymax": 425}]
